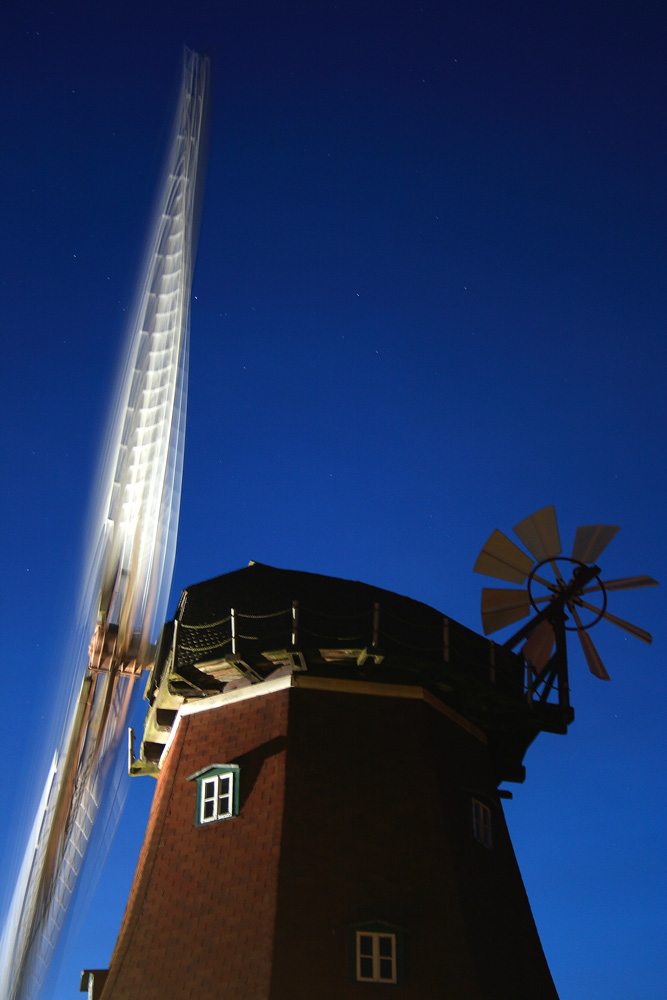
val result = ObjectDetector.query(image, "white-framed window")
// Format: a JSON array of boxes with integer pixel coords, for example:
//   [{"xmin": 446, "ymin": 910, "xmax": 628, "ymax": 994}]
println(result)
[
  {"xmin": 471, "ymin": 797, "xmax": 493, "ymax": 848},
  {"xmin": 188, "ymin": 764, "xmax": 240, "ymax": 826},
  {"xmin": 356, "ymin": 930, "xmax": 397, "ymax": 984},
  {"xmin": 200, "ymin": 772, "xmax": 234, "ymax": 823}
]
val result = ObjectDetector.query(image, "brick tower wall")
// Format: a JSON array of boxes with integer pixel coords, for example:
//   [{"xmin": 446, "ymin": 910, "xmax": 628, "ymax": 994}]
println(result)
[
  {"xmin": 100, "ymin": 690, "xmax": 290, "ymax": 1000},
  {"xmin": 100, "ymin": 683, "xmax": 558, "ymax": 999},
  {"xmin": 270, "ymin": 688, "xmax": 558, "ymax": 999}
]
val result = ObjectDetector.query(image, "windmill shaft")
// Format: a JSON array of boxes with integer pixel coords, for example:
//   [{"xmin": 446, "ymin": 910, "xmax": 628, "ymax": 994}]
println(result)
[{"xmin": 503, "ymin": 563, "xmax": 600, "ymax": 650}]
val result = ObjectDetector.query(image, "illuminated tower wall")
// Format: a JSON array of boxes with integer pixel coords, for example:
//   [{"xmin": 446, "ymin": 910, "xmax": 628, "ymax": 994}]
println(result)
[{"xmin": 88, "ymin": 563, "xmax": 559, "ymax": 1000}]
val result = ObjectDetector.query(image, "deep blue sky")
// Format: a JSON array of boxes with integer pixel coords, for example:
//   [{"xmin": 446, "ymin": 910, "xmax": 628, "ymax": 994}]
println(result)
[{"xmin": 1, "ymin": 2, "xmax": 665, "ymax": 997}]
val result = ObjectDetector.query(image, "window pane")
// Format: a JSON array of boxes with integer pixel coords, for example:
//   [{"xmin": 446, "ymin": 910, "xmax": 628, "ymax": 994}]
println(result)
[
  {"xmin": 378, "ymin": 935, "xmax": 393, "ymax": 957},
  {"xmin": 358, "ymin": 934, "xmax": 373, "ymax": 956},
  {"xmin": 201, "ymin": 779, "xmax": 217, "ymax": 822},
  {"xmin": 379, "ymin": 958, "xmax": 394, "ymax": 980},
  {"xmin": 359, "ymin": 957, "xmax": 373, "ymax": 979},
  {"xmin": 218, "ymin": 774, "xmax": 232, "ymax": 816}
]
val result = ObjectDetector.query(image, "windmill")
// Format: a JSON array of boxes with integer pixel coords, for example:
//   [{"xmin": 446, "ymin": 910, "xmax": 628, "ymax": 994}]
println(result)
[
  {"xmin": 2, "ymin": 45, "xmax": 660, "ymax": 1000},
  {"xmin": 474, "ymin": 505, "xmax": 658, "ymax": 729},
  {"xmin": 0, "ymin": 49, "xmax": 210, "ymax": 1000}
]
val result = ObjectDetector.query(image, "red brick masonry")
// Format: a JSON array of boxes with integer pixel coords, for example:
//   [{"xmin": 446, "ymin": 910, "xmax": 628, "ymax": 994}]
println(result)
[{"xmin": 100, "ymin": 684, "xmax": 558, "ymax": 999}]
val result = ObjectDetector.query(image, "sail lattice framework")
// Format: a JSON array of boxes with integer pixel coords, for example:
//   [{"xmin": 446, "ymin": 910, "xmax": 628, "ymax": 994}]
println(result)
[{"xmin": 0, "ymin": 49, "xmax": 209, "ymax": 1000}]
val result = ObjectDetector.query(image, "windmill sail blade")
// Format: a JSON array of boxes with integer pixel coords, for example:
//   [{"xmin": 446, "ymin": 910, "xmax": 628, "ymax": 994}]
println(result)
[
  {"xmin": 93, "ymin": 51, "xmax": 209, "ymax": 659},
  {"xmin": 580, "ymin": 575, "xmax": 659, "ymax": 594},
  {"xmin": 481, "ymin": 587, "xmax": 531, "ymax": 634},
  {"xmin": 474, "ymin": 530, "xmax": 535, "ymax": 584},
  {"xmin": 578, "ymin": 630, "xmax": 610, "ymax": 680},
  {"xmin": 571, "ymin": 524, "xmax": 619, "ymax": 564},
  {"xmin": 513, "ymin": 505, "xmax": 561, "ymax": 563},
  {"xmin": 0, "ymin": 49, "xmax": 210, "ymax": 1000},
  {"xmin": 576, "ymin": 598, "xmax": 653, "ymax": 644},
  {"xmin": 0, "ymin": 756, "xmax": 57, "ymax": 1000},
  {"xmin": 522, "ymin": 619, "xmax": 555, "ymax": 674}
]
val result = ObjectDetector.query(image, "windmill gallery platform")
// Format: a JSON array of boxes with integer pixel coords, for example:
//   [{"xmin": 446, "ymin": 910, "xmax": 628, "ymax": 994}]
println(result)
[{"xmin": 83, "ymin": 562, "xmax": 560, "ymax": 999}]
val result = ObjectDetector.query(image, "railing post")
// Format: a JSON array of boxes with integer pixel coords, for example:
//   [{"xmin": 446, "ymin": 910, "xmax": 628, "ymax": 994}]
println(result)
[{"xmin": 291, "ymin": 600, "xmax": 299, "ymax": 648}]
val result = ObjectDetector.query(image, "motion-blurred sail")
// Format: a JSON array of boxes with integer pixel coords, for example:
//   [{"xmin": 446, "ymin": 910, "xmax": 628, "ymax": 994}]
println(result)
[{"xmin": 0, "ymin": 48, "xmax": 209, "ymax": 1000}]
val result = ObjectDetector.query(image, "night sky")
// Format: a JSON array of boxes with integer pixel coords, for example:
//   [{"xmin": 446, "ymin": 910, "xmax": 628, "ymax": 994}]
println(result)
[{"xmin": 1, "ymin": 2, "xmax": 666, "ymax": 998}]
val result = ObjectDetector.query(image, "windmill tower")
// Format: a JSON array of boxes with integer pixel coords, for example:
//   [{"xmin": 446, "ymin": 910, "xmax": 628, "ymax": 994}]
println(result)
[
  {"xmin": 81, "ymin": 513, "xmax": 655, "ymax": 999},
  {"xmin": 83, "ymin": 562, "xmax": 558, "ymax": 999}
]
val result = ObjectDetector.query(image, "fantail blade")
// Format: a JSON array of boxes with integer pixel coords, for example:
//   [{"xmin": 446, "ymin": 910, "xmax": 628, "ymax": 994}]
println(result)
[
  {"xmin": 522, "ymin": 619, "xmax": 555, "ymax": 673},
  {"xmin": 513, "ymin": 505, "xmax": 561, "ymax": 563},
  {"xmin": 481, "ymin": 587, "xmax": 531, "ymax": 634},
  {"xmin": 578, "ymin": 630, "xmax": 610, "ymax": 680},
  {"xmin": 474, "ymin": 529, "xmax": 535, "ymax": 584},
  {"xmin": 581, "ymin": 575, "xmax": 659, "ymax": 594},
  {"xmin": 576, "ymin": 598, "xmax": 653, "ymax": 644},
  {"xmin": 571, "ymin": 524, "xmax": 620, "ymax": 564}
]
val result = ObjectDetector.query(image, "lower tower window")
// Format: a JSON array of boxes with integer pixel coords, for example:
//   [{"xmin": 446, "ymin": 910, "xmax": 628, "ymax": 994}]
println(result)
[
  {"xmin": 356, "ymin": 931, "xmax": 397, "ymax": 983},
  {"xmin": 348, "ymin": 922, "xmax": 404, "ymax": 985}
]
